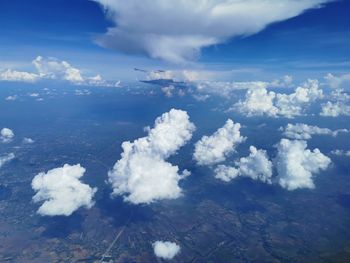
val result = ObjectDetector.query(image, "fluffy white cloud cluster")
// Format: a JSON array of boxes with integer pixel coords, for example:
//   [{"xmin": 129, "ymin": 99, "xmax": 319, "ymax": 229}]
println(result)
[
  {"xmin": 275, "ymin": 139, "xmax": 331, "ymax": 191},
  {"xmin": 331, "ymin": 150, "xmax": 350, "ymax": 157},
  {"xmin": 215, "ymin": 146, "xmax": 272, "ymax": 183},
  {"xmin": 31, "ymin": 164, "xmax": 97, "ymax": 216},
  {"xmin": 193, "ymin": 119, "xmax": 245, "ymax": 166},
  {"xmin": 325, "ymin": 73, "xmax": 350, "ymax": 89},
  {"xmin": 0, "ymin": 56, "xmax": 116, "ymax": 86},
  {"xmin": 235, "ymin": 79, "xmax": 323, "ymax": 118},
  {"xmin": 108, "ymin": 109, "xmax": 195, "ymax": 204},
  {"xmin": 94, "ymin": 0, "xmax": 329, "ymax": 63},
  {"xmin": 153, "ymin": 241, "xmax": 180, "ymax": 260},
  {"xmin": 281, "ymin": 123, "xmax": 349, "ymax": 140},
  {"xmin": 0, "ymin": 128, "xmax": 14, "ymax": 143},
  {"xmin": 0, "ymin": 153, "xmax": 15, "ymax": 169},
  {"xmin": 320, "ymin": 101, "xmax": 350, "ymax": 117},
  {"xmin": 0, "ymin": 69, "xmax": 39, "ymax": 82}
]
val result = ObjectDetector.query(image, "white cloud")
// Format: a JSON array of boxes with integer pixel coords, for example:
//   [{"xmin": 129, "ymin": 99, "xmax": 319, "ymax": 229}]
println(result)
[
  {"xmin": 331, "ymin": 150, "xmax": 350, "ymax": 157},
  {"xmin": 193, "ymin": 119, "xmax": 245, "ymax": 166},
  {"xmin": 0, "ymin": 69, "xmax": 39, "ymax": 82},
  {"xmin": 281, "ymin": 123, "xmax": 349, "ymax": 140},
  {"xmin": 215, "ymin": 146, "xmax": 272, "ymax": 183},
  {"xmin": 153, "ymin": 241, "xmax": 180, "ymax": 260},
  {"xmin": 5, "ymin": 95, "xmax": 18, "ymax": 101},
  {"xmin": 0, "ymin": 128, "xmax": 14, "ymax": 143},
  {"xmin": 0, "ymin": 153, "xmax": 15, "ymax": 169},
  {"xmin": 94, "ymin": 0, "xmax": 329, "ymax": 63},
  {"xmin": 320, "ymin": 101, "xmax": 350, "ymax": 117},
  {"xmin": 325, "ymin": 73, "xmax": 350, "ymax": 89},
  {"xmin": 234, "ymin": 79, "xmax": 323, "ymax": 118},
  {"xmin": 31, "ymin": 164, "xmax": 97, "ymax": 216},
  {"xmin": 275, "ymin": 139, "xmax": 331, "ymax": 191},
  {"xmin": 108, "ymin": 109, "xmax": 195, "ymax": 204},
  {"xmin": 23, "ymin": 137, "xmax": 35, "ymax": 144}
]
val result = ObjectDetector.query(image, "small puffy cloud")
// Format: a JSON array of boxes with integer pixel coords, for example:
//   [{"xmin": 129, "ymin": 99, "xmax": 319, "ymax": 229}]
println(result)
[
  {"xmin": 275, "ymin": 139, "xmax": 331, "ymax": 191},
  {"xmin": 325, "ymin": 73, "xmax": 350, "ymax": 89},
  {"xmin": 281, "ymin": 123, "xmax": 349, "ymax": 140},
  {"xmin": 0, "ymin": 153, "xmax": 15, "ymax": 169},
  {"xmin": 193, "ymin": 119, "xmax": 245, "ymax": 166},
  {"xmin": 5, "ymin": 95, "xmax": 18, "ymax": 101},
  {"xmin": 320, "ymin": 101, "xmax": 350, "ymax": 117},
  {"xmin": 0, "ymin": 69, "xmax": 39, "ymax": 82},
  {"xmin": 234, "ymin": 79, "xmax": 323, "ymax": 118},
  {"xmin": 23, "ymin": 137, "xmax": 35, "ymax": 144},
  {"xmin": 94, "ymin": 0, "xmax": 329, "ymax": 63},
  {"xmin": 31, "ymin": 164, "xmax": 97, "ymax": 216},
  {"xmin": 108, "ymin": 109, "xmax": 195, "ymax": 204},
  {"xmin": 331, "ymin": 150, "xmax": 350, "ymax": 157},
  {"xmin": 215, "ymin": 146, "xmax": 272, "ymax": 183},
  {"xmin": 153, "ymin": 241, "xmax": 180, "ymax": 260},
  {"xmin": 0, "ymin": 128, "xmax": 14, "ymax": 143}
]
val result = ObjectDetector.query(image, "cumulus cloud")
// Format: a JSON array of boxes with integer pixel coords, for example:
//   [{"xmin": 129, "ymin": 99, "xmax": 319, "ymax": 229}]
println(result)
[
  {"xmin": 215, "ymin": 146, "xmax": 272, "ymax": 183},
  {"xmin": 234, "ymin": 79, "xmax": 323, "ymax": 118},
  {"xmin": 31, "ymin": 164, "xmax": 97, "ymax": 216},
  {"xmin": 325, "ymin": 73, "xmax": 350, "ymax": 89},
  {"xmin": 94, "ymin": 0, "xmax": 329, "ymax": 63},
  {"xmin": 193, "ymin": 119, "xmax": 245, "ymax": 166},
  {"xmin": 281, "ymin": 123, "xmax": 349, "ymax": 140},
  {"xmin": 320, "ymin": 101, "xmax": 350, "ymax": 117},
  {"xmin": 0, "ymin": 56, "xmax": 114, "ymax": 86},
  {"xmin": 275, "ymin": 139, "xmax": 331, "ymax": 191},
  {"xmin": 23, "ymin": 137, "xmax": 35, "ymax": 144},
  {"xmin": 0, "ymin": 153, "xmax": 15, "ymax": 169},
  {"xmin": 0, "ymin": 128, "xmax": 14, "ymax": 143},
  {"xmin": 331, "ymin": 150, "xmax": 350, "ymax": 157},
  {"xmin": 153, "ymin": 241, "xmax": 180, "ymax": 260},
  {"xmin": 0, "ymin": 69, "xmax": 39, "ymax": 82},
  {"xmin": 108, "ymin": 109, "xmax": 195, "ymax": 204},
  {"xmin": 5, "ymin": 95, "xmax": 18, "ymax": 101}
]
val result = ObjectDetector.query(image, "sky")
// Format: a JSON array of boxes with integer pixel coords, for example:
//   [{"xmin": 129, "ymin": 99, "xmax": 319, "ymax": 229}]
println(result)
[{"xmin": 0, "ymin": 0, "xmax": 350, "ymax": 81}]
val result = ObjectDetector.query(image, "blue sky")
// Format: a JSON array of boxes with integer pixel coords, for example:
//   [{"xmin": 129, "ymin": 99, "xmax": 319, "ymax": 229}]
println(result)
[{"xmin": 0, "ymin": 0, "xmax": 350, "ymax": 81}]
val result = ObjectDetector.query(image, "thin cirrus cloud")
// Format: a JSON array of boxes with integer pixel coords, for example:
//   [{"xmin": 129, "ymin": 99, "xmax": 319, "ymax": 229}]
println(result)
[
  {"xmin": 0, "ymin": 153, "xmax": 15, "ymax": 169},
  {"xmin": 193, "ymin": 119, "xmax": 246, "ymax": 166},
  {"xmin": 93, "ymin": 0, "xmax": 330, "ymax": 63},
  {"xmin": 108, "ymin": 109, "xmax": 195, "ymax": 205},
  {"xmin": 31, "ymin": 164, "xmax": 97, "ymax": 216}
]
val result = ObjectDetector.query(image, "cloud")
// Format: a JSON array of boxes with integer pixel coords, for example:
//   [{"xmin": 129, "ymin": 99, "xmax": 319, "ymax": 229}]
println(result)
[
  {"xmin": 325, "ymin": 73, "xmax": 350, "ymax": 89},
  {"xmin": 31, "ymin": 164, "xmax": 97, "ymax": 216},
  {"xmin": 320, "ymin": 101, "xmax": 350, "ymax": 117},
  {"xmin": 0, "ymin": 128, "xmax": 14, "ymax": 143},
  {"xmin": 331, "ymin": 150, "xmax": 350, "ymax": 157},
  {"xmin": 153, "ymin": 241, "xmax": 180, "ymax": 260},
  {"xmin": 275, "ymin": 139, "xmax": 331, "ymax": 191},
  {"xmin": 5, "ymin": 95, "xmax": 18, "ymax": 101},
  {"xmin": 0, "ymin": 153, "xmax": 15, "ymax": 169},
  {"xmin": 234, "ymin": 79, "xmax": 323, "ymax": 118},
  {"xmin": 281, "ymin": 123, "xmax": 349, "ymax": 140},
  {"xmin": 0, "ymin": 69, "xmax": 39, "ymax": 82},
  {"xmin": 193, "ymin": 119, "xmax": 245, "ymax": 166},
  {"xmin": 215, "ymin": 146, "xmax": 272, "ymax": 183},
  {"xmin": 94, "ymin": 0, "xmax": 329, "ymax": 63},
  {"xmin": 23, "ymin": 137, "xmax": 35, "ymax": 144},
  {"xmin": 0, "ymin": 56, "xmax": 114, "ymax": 86},
  {"xmin": 108, "ymin": 109, "xmax": 195, "ymax": 204}
]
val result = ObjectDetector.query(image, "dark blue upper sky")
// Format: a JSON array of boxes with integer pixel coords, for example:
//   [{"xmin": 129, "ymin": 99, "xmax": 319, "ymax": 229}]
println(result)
[{"xmin": 0, "ymin": 0, "xmax": 349, "ymax": 81}]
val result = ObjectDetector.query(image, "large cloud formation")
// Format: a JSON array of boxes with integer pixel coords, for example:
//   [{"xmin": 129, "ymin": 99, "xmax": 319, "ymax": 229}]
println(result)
[
  {"xmin": 0, "ymin": 128, "xmax": 14, "ymax": 143},
  {"xmin": 93, "ymin": 0, "xmax": 329, "ymax": 63},
  {"xmin": 153, "ymin": 241, "xmax": 181, "ymax": 260},
  {"xmin": 108, "ymin": 109, "xmax": 195, "ymax": 204},
  {"xmin": 281, "ymin": 123, "xmax": 348, "ymax": 140},
  {"xmin": 234, "ymin": 79, "xmax": 323, "ymax": 118},
  {"xmin": 275, "ymin": 139, "xmax": 331, "ymax": 191},
  {"xmin": 193, "ymin": 119, "xmax": 245, "ymax": 166},
  {"xmin": 215, "ymin": 146, "xmax": 272, "ymax": 183},
  {"xmin": 31, "ymin": 164, "xmax": 97, "ymax": 216}
]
